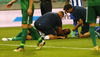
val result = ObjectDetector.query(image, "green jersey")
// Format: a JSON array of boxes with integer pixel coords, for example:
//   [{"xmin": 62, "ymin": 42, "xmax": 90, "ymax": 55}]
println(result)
[
  {"xmin": 20, "ymin": 0, "xmax": 34, "ymax": 9},
  {"xmin": 88, "ymin": 0, "xmax": 100, "ymax": 6}
]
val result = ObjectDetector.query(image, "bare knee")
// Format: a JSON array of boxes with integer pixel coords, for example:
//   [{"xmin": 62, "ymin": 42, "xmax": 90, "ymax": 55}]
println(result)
[
  {"xmin": 48, "ymin": 34, "xmax": 57, "ymax": 39},
  {"xmin": 22, "ymin": 24, "xmax": 28, "ymax": 28}
]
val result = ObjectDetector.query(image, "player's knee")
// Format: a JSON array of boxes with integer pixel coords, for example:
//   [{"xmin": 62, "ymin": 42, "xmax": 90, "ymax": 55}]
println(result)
[
  {"xmin": 79, "ymin": 35, "xmax": 83, "ymax": 38},
  {"xmin": 22, "ymin": 24, "xmax": 28, "ymax": 28},
  {"xmin": 49, "ymin": 34, "xmax": 57, "ymax": 39},
  {"xmin": 79, "ymin": 34, "xmax": 84, "ymax": 38},
  {"xmin": 28, "ymin": 24, "xmax": 32, "ymax": 28}
]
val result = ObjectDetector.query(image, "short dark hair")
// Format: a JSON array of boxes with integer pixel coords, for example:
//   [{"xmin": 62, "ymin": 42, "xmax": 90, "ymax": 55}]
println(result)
[
  {"xmin": 63, "ymin": 4, "xmax": 73, "ymax": 10},
  {"xmin": 61, "ymin": 11, "xmax": 64, "ymax": 16},
  {"xmin": 58, "ymin": 11, "xmax": 64, "ymax": 16}
]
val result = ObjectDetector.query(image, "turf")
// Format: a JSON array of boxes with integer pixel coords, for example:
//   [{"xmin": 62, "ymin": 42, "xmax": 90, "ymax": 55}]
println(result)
[{"xmin": 0, "ymin": 24, "xmax": 100, "ymax": 57}]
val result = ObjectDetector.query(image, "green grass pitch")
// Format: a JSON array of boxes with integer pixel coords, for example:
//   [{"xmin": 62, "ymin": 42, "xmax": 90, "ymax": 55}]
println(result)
[{"xmin": 0, "ymin": 24, "xmax": 100, "ymax": 57}]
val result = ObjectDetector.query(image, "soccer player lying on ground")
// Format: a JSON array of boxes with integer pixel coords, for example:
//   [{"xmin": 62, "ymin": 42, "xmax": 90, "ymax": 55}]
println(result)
[
  {"xmin": 2, "ymin": 30, "xmax": 35, "ymax": 41},
  {"xmin": 34, "ymin": 11, "xmax": 67, "ymax": 40},
  {"xmin": 2, "ymin": 28, "xmax": 71, "ymax": 41},
  {"xmin": 63, "ymin": 4, "xmax": 100, "ymax": 38}
]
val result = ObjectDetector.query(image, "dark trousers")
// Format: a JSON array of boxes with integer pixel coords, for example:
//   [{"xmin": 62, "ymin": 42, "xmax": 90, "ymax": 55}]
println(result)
[{"xmin": 40, "ymin": 1, "xmax": 52, "ymax": 15}]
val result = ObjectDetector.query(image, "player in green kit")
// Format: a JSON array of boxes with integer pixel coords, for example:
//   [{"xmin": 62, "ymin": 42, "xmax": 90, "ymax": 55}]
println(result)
[
  {"xmin": 6, "ymin": 0, "xmax": 45, "ymax": 52},
  {"xmin": 87, "ymin": 0, "xmax": 100, "ymax": 51}
]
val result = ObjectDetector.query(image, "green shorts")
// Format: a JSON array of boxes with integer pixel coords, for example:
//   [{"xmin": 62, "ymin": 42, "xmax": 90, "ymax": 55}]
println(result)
[
  {"xmin": 21, "ymin": 9, "xmax": 34, "ymax": 24},
  {"xmin": 87, "ymin": 6, "xmax": 100, "ymax": 23},
  {"xmin": 31, "ymin": 36, "xmax": 36, "ymax": 40}
]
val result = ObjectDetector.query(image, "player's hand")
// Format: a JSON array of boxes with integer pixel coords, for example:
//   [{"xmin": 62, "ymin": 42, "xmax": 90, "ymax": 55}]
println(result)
[
  {"xmin": 27, "ymin": 9, "xmax": 32, "ymax": 16},
  {"xmin": 6, "ymin": 2, "xmax": 13, "ymax": 8},
  {"xmin": 72, "ymin": 27, "xmax": 76, "ymax": 31},
  {"xmin": 71, "ymin": 31, "xmax": 75, "ymax": 38}
]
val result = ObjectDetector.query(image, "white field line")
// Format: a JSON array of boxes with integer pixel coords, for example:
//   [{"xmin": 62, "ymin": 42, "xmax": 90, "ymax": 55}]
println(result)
[{"xmin": 0, "ymin": 44, "xmax": 94, "ymax": 50}]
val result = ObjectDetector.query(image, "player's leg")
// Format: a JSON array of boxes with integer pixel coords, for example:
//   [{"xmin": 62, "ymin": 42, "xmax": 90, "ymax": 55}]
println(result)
[
  {"xmin": 44, "ymin": 2, "xmax": 52, "ymax": 13},
  {"xmin": 11, "ymin": 37, "xmax": 22, "ymax": 41},
  {"xmin": 14, "ymin": 9, "xmax": 29, "ymax": 52},
  {"xmin": 41, "ymin": 28, "xmax": 57, "ymax": 40},
  {"xmin": 28, "ymin": 10, "xmax": 45, "ymax": 49},
  {"xmin": 87, "ymin": 6, "xmax": 98, "ymax": 51},
  {"xmin": 95, "ymin": 26, "xmax": 100, "ymax": 38},
  {"xmin": 89, "ymin": 23, "xmax": 98, "ymax": 51},
  {"xmin": 95, "ymin": 26, "xmax": 100, "ymax": 30},
  {"xmin": 79, "ymin": 23, "xmax": 90, "ymax": 38},
  {"xmin": 29, "ymin": 26, "xmax": 45, "ymax": 50},
  {"xmin": 2, "ymin": 31, "xmax": 22, "ymax": 41},
  {"xmin": 10, "ymin": 31, "xmax": 23, "ymax": 41},
  {"xmin": 44, "ymin": 35, "xmax": 57, "ymax": 40},
  {"xmin": 79, "ymin": 32, "xmax": 90, "ymax": 38},
  {"xmin": 28, "ymin": 24, "xmax": 42, "ymax": 43},
  {"xmin": 95, "ymin": 6, "xmax": 100, "ymax": 39},
  {"xmin": 11, "ymin": 35, "xmax": 33, "ymax": 41},
  {"xmin": 98, "ymin": 17, "xmax": 100, "ymax": 26},
  {"xmin": 16, "ymin": 32, "xmax": 22, "ymax": 37},
  {"xmin": 94, "ymin": 6, "xmax": 100, "ymax": 50},
  {"xmin": 4, "ymin": 35, "xmax": 34, "ymax": 41},
  {"xmin": 28, "ymin": 12, "xmax": 42, "ymax": 43},
  {"xmin": 40, "ymin": 2, "xmax": 46, "ymax": 15},
  {"xmin": 2, "ymin": 37, "xmax": 22, "ymax": 41}
]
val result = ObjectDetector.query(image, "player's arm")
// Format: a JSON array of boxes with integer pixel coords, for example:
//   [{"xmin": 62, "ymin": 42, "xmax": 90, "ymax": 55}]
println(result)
[
  {"xmin": 57, "ymin": 36, "xmax": 65, "ymax": 39},
  {"xmin": 58, "ymin": 27, "xmax": 65, "ymax": 36},
  {"xmin": 6, "ymin": 0, "xmax": 18, "ymax": 8},
  {"xmin": 73, "ymin": 19, "xmax": 83, "ymax": 31},
  {"xmin": 65, "ymin": 0, "xmax": 70, "ymax": 5},
  {"xmin": 27, "ymin": 0, "xmax": 33, "ymax": 16}
]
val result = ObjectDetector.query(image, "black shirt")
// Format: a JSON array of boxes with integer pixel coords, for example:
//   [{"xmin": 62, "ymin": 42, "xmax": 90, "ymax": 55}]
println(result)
[
  {"xmin": 72, "ymin": 6, "xmax": 86, "ymax": 23},
  {"xmin": 35, "ymin": 12, "xmax": 62, "ymax": 28}
]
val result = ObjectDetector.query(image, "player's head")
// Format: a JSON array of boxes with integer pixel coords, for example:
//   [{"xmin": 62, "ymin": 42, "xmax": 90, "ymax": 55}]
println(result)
[
  {"xmin": 62, "ymin": 28, "xmax": 71, "ymax": 35},
  {"xmin": 57, "ymin": 11, "xmax": 64, "ymax": 19},
  {"xmin": 63, "ymin": 4, "xmax": 73, "ymax": 13}
]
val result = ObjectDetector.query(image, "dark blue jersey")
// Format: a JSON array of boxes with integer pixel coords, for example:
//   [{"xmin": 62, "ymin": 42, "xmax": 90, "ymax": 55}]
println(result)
[
  {"xmin": 72, "ymin": 6, "xmax": 86, "ymax": 23},
  {"xmin": 35, "ymin": 12, "xmax": 62, "ymax": 28}
]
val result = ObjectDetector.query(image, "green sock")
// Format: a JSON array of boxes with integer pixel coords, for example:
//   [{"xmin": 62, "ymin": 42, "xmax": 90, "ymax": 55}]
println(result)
[
  {"xmin": 28, "ymin": 27, "xmax": 42, "ymax": 43},
  {"xmin": 38, "ymin": 37, "xmax": 42, "ymax": 43},
  {"xmin": 20, "ymin": 28, "xmax": 28, "ymax": 48},
  {"xmin": 89, "ymin": 26, "xmax": 98, "ymax": 47},
  {"xmin": 16, "ymin": 32, "xmax": 22, "ymax": 37},
  {"xmin": 20, "ymin": 43, "xmax": 25, "ymax": 49},
  {"xmin": 11, "ymin": 37, "xmax": 22, "ymax": 41}
]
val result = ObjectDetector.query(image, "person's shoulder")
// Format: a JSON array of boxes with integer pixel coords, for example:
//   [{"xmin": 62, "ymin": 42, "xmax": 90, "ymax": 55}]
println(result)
[
  {"xmin": 48, "ymin": 12, "xmax": 57, "ymax": 16},
  {"xmin": 45, "ymin": 12, "xmax": 55, "ymax": 14},
  {"xmin": 74, "ymin": 6, "xmax": 85, "ymax": 10},
  {"xmin": 74, "ymin": 6, "xmax": 81, "ymax": 9},
  {"xmin": 73, "ymin": 6, "xmax": 79, "ymax": 12}
]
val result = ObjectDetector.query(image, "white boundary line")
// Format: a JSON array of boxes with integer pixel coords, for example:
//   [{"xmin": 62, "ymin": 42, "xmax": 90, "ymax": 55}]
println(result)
[{"xmin": 0, "ymin": 44, "xmax": 94, "ymax": 50}]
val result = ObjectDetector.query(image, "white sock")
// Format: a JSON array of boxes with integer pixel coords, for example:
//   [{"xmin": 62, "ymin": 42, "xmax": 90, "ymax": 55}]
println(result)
[
  {"xmin": 39, "ymin": 31, "xmax": 42, "ymax": 35},
  {"xmin": 44, "ymin": 35, "xmax": 49, "ymax": 40}
]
